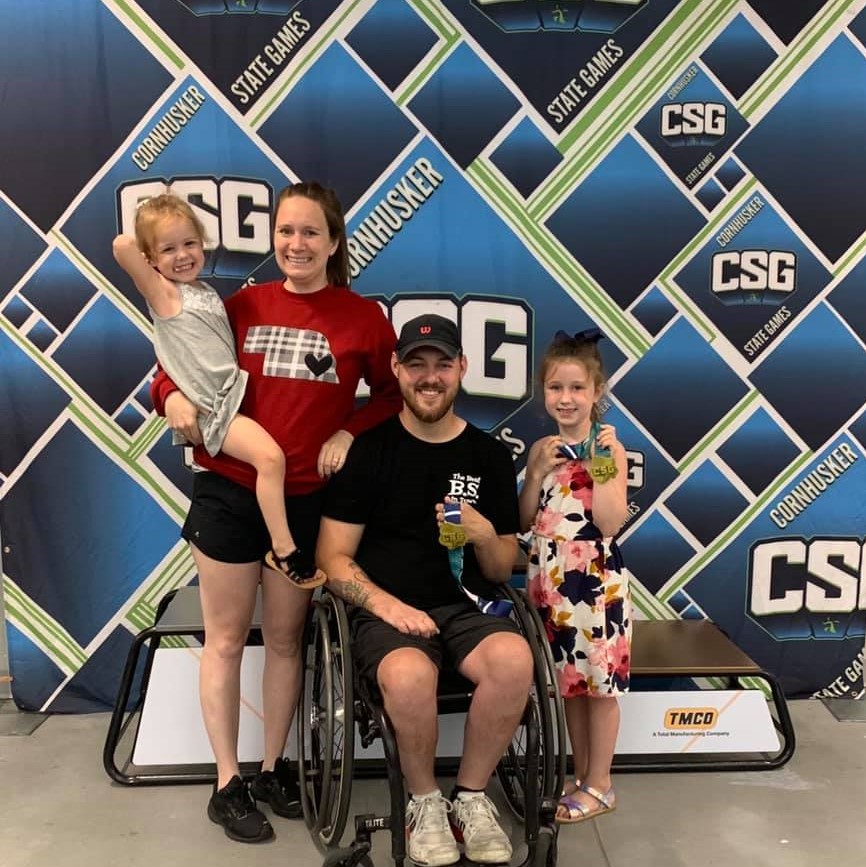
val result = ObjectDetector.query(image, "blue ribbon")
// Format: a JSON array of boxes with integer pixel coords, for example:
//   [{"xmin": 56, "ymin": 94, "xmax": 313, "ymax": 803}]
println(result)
[{"xmin": 443, "ymin": 501, "xmax": 513, "ymax": 618}]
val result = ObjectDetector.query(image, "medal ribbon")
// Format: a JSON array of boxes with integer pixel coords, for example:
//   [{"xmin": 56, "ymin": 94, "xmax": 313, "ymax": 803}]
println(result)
[{"xmin": 440, "ymin": 500, "xmax": 513, "ymax": 618}]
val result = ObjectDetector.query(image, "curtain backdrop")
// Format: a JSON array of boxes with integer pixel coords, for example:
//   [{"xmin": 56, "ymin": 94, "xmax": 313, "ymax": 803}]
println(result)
[{"xmin": 1, "ymin": 0, "xmax": 865, "ymax": 711}]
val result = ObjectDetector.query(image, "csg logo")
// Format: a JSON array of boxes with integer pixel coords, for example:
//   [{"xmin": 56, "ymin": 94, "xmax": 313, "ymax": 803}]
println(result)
[
  {"xmin": 664, "ymin": 708, "xmax": 718, "ymax": 730},
  {"xmin": 117, "ymin": 177, "xmax": 273, "ymax": 278},
  {"xmin": 749, "ymin": 538, "xmax": 866, "ymax": 619},
  {"xmin": 711, "ymin": 250, "xmax": 797, "ymax": 305},
  {"xmin": 472, "ymin": 0, "xmax": 647, "ymax": 34},
  {"xmin": 174, "ymin": 0, "xmax": 297, "ymax": 15},
  {"xmin": 661, "ymin": 102, "xmax": 727, "ymax": 144}
]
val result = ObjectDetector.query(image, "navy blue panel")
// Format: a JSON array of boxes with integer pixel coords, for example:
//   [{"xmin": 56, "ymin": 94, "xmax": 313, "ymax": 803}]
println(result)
[
  {"xmin": 147, "ymin": 428, "xmax": 196, "ymax": 501},
  {"xmin": 630, "ymin": 288, "xmax": 677, "ymax": 337},
  {"xmin": 615, "ymin": 319, "xmax": 748, "ymax": 461},
  {"xmin": 5, "ymin": 622, "xmax": 65, "ymax": 712},
  {"xmin": 2, "ymin": 296, "xmax": 34, "ymax": 330},
  {"xmin": 701, "ymin": 13, "xmax": 776, "ymax": 100},
  {"xmin": 665, "ymin": 461, "xmax": 749, "ymax": 546},
  {"xmin": 19, "ymin": 250, "xmax": 97, "ymax": 332},
  {"xmin": 0, "ymin": 332, "xmax": 69, "ymax": 475},
  {"xmin": 47, "ymin": 626, "xmax": 146, "ymax": 713},
  {"xmin": 25, "ymin": 319, "xmax": 57, "ymax": 353},
  {"xmin": 827, "ymin": 255, "xmax": 866, "ymax": 346},
  {"xmin": 347, "ymin": 0, "xmax": 438, "ymax": 91},
  {"xmin": 718, "ymin": 407, "xmax": 800, "ymax": 495},
  {"xmin": 547, "ymin": 135, "xmax": 704, "ymax": 307},
  {"xmin": 1, "ymin": 422, "xmax": 181, "ymax": 647},
  {"xmin": 737, "ymin": 37, "xmax": 866, "ymax": 261},
  {"xmin": 747, "ymin": 0, "xmax": 832, "ymax": 44},
  {"xmin": 619, "ymin": 512, "xmax": 695, "ymax": 596},
  {"xmin": 115, "ymin": 404, "xmax": 147, "ymax": 436},
  {"xmin": 750, "ymin": 304, "xmax": 866, "ymax": 451},
  {"xmin": 715, "ymin": 157, "xmax": 746, "ymax": 191},
  {"xmin": 51, "ymin": 296, "xmax": 157, "ymax": 416},
  {"xmin": 0, "ymin": 0, "xmax": 173, "ymax": 231},
  {"xmin": 259, "ymin": 45, "xmax": 417, "ymax": 209},
  {"xmin": 490, "ymin": 118, "xmax": 563, "ymax": 198},
  {"xmin": 410, "ymin": 44, "xmax": 520, "ymax": 168},
  {"xmin": 0, "ymin": 199, "xmax": 46, "ymax": 295},
  {"xmin": 695, "ymin": 178, "xmax": 726, "ymax": 211}
]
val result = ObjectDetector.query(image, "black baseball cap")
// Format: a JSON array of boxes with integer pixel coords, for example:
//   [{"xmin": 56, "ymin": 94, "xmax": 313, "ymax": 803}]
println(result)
[{"xmin": 395, "ymin": 314, "xmax": 462, "ymax": 361}]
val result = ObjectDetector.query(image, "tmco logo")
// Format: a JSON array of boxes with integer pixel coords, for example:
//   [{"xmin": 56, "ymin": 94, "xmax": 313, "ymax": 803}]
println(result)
[
  {"xmin": 661, "ymin": 102, "xmax": 726, "ymax": 143},
  {"xmin": 711, "ymin": 250, "xmax": 797, "ymax": 305},
  {"xmin": 749, "ymin": 538, "xmax": 866, "ymax": 618},
  {"xmin": 175, "ymin": 0, "xmax": 297, "ymax": 15},
  {"xmin": 117, "ymin": 177, "xmax": 273, "ymax": 278},
  {"xmin": 664, "ymin": 708, "xmax": 718, "ymax": 730},
  {"xmin": 472, "ymin": 0, "xmax": 647, "ymax": 34}
]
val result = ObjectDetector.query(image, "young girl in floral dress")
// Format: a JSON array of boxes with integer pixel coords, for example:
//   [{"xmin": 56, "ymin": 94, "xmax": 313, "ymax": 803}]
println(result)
[{"xmin": 519, "ymin": 329, "xmax": 630, "ymax": 824}]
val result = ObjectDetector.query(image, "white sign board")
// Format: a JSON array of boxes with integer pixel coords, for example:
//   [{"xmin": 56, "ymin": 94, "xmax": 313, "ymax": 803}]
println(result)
[{"xmin": 615, "ymin": 690, "xmax": 780, "ymax": 754}]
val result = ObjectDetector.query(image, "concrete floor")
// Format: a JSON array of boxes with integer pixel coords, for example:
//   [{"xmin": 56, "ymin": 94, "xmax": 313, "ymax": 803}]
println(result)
[{"xmin": 0, "ymin": 699, "xmax": 863, "ymax": 867}]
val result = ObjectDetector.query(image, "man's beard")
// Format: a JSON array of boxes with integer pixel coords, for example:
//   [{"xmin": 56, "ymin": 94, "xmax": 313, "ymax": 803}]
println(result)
[{"xmin": 402, "ymin": 382, "xmax": 457, "ymax": 424}]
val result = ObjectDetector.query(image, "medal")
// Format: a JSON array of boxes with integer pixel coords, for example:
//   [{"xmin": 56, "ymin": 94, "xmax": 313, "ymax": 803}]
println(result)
[
  {"xmin": 439, "ymin": 499, "xmax": 467, "ymax": 550},
  {"xmin": 439, "ymin": 521, "xmax": 468, "ymax": 550},
  {"xmin": 590, "ymin": 453, "xmax": 618, "ymax": 483}
]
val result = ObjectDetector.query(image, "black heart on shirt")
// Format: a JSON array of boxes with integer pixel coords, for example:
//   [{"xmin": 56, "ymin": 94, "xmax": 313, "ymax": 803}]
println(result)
[{"xmin": 305, "ymin": 353, "xmax": 333, "ymax": 377}]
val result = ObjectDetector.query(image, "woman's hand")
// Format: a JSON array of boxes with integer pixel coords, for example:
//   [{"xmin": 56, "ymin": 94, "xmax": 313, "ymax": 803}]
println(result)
[
  {"xmin": 164, "ymin": 390, "xmax": 202, "ymax": 445},
  {"xmin": 317, "ymin": 429, "xmax": 354, "ymax": 478}
]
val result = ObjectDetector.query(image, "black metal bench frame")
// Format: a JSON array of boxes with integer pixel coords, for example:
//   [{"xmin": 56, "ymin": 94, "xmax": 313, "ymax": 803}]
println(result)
[{"xmin": 612, "ymin": 619, "xmax": 796, "ymax": 772}]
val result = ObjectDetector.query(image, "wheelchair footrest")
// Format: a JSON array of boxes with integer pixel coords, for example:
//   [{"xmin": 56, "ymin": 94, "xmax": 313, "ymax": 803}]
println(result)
[{"xmin": 323, "ymin": 841, "xmax": 372, "ymax": 867}]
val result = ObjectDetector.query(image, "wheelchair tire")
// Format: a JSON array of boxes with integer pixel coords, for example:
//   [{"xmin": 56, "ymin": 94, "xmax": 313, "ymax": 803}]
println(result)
[
  {"xmin": 298, "ymin": 593, "xmax": 355, "ymax": 847},
  {"xmin": 496, "ymin": 586, "xmax": 566, "ymax": 821}
]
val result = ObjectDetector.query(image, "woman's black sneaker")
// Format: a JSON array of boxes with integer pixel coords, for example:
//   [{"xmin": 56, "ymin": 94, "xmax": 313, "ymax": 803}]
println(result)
[
  {"xmin": 208, "ymin": 775, "xmax": 274, "ymax": 843},
  {"xmin": 250, "ymin": 757, "xmax": 302, "ymax": 818}
]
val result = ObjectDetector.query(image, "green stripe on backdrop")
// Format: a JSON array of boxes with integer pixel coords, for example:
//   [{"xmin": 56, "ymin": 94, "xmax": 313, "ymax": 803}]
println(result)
[
  {"xmin": 250, "ymin": 0, "xmax": 367, "ymax": 128},
  {"xmin": 396, "ymin": 35, "xmax": 460, "ymax": 107},
  {"xmin": 468, "ymin": 161, "xmax": 649, "ymax": 356},
  {"xmin": 2, "ymin": 578, "xmax": 87, "ymax": 671},
  {"xmin": 110, "ymin": 0, "xmax": 185, "ymax": 69},
  {"xmin": 530, "ymin": 0, "xmax": 736, "ymax": 219},
  {"xmin": 677, "ymin": 391, "xmax": 760, "ymax": 474},
  {"xmin": 660, "ymin": 448, "xmax": 814, "ymax": 599},
  {"xmin": 740, "ymin": 0, "xmax": 852, "ymax": 118},
  {"xmin": 408, "ymin": 0, "xmax": 460, "ymax": 41}
]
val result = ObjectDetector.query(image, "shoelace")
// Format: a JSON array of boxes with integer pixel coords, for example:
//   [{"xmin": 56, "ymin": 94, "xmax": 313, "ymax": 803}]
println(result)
[
  {"xmin": 456, "ymin": 795, "xmax": 500, "ymax": 835},
  {"xmin": 408, "ymin": 795, "xmax": 452, "ymax": 835},
  {"xmin": 226, "ymin": 786, "xmax": 255, "ymax": 819}
]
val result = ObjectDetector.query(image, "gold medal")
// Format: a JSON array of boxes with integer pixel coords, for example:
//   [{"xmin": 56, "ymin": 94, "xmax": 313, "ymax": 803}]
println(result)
[
  {"xmin": 439, "ymin": 521, "xmax": 467, "ymax": 550},
  {"xmin": 590, "ymin": 453, "xmax": 618, "ymax": 484}
]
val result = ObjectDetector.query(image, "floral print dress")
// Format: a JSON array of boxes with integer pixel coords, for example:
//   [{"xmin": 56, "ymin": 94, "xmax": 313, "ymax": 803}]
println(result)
[{"xmin": 526, "ymin": 460, "xmax": 631, "ymax": 698}]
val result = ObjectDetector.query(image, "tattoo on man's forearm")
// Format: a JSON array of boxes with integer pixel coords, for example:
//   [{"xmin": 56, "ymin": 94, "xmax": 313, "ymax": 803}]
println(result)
[{"xmin": 335, "ymin": 560, "xmax": 372, "ymax": 607}]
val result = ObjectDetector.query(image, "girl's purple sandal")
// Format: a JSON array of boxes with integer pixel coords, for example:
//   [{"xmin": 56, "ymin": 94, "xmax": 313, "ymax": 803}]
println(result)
[{"xmin": 556, "ymin": 783, "xmax": 616, "ymax": 824}]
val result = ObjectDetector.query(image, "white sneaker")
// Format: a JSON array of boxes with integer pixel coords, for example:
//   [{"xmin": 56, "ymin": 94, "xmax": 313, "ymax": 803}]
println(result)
[
  {"xmin": 450, "ymin": 792, "xmax": 512, "ymax": 864},
  {"xmin": 406, "ymin": 791, "xmax": 460, "ymax": 866}
]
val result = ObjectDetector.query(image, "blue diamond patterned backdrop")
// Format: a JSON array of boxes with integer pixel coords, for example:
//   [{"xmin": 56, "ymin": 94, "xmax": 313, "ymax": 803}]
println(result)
[{"xmin": 1, "ymin": 0, "xmax": 865, "ymax": 711}]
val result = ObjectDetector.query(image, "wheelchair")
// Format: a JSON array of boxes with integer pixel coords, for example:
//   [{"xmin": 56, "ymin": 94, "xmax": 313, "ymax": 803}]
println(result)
[{"xmin": 296, "ymin": 584, "xmax": 566, "ymax": 867}]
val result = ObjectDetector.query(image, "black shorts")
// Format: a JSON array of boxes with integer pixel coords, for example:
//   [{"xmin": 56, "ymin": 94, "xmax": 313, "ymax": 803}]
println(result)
[
  {"xmin": 350, "ymin": 600, "xmax": 521, "ymax": 688},
  {"xmin": 181, "ymin": 470, "xmax": 324, "ymax": 563}
]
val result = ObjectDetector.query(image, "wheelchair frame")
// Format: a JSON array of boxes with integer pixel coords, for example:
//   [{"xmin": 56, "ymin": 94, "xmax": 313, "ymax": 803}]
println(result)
[{"xmin": 297, "ymin": 585, "xmax": 565, "ymax": 867}]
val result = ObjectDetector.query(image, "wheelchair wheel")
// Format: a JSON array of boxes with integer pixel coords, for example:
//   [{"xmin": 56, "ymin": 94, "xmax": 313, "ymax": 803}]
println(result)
[
  {"xmin": 298, "ymin": 593, "xmax": 355, "ymax": 847},
  {"xmin": 496, "ymin": 586, "xmax": 566, "ymax": 820}
]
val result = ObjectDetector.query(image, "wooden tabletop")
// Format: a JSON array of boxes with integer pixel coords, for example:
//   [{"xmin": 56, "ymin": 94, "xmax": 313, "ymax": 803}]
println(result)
[{"xmin": 631, "ymin": 619, "xmax": 760, "ymax": 676}]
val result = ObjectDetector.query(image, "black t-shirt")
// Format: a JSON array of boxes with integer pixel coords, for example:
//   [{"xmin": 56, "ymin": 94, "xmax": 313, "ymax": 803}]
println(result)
[{"xmin": 322, "ymin": 415, "xmax": 520, "ymax": 609}]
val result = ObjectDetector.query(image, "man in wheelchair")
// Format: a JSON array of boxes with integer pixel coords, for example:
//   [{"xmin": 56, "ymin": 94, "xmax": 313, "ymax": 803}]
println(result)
[{"xmin": 317, "ymin": 315, "xmax": 534, "ymax": 866}]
